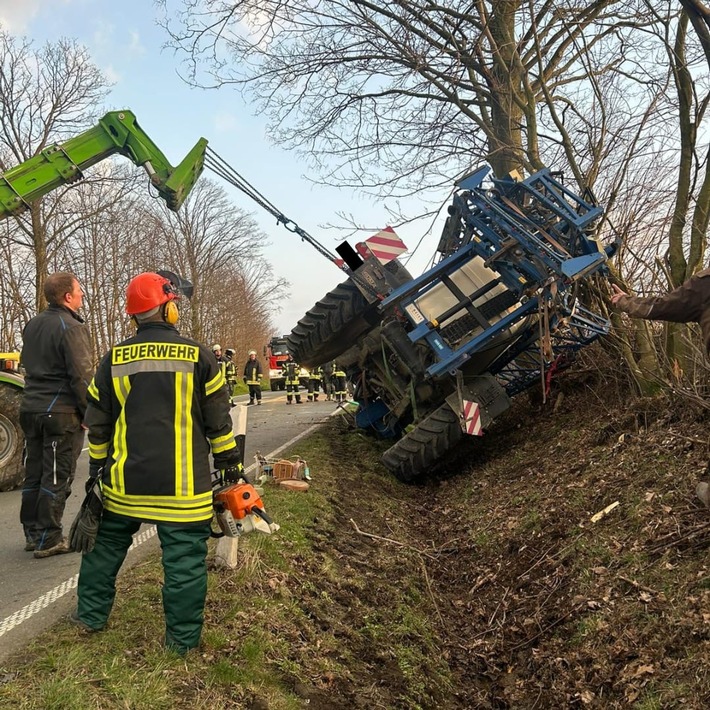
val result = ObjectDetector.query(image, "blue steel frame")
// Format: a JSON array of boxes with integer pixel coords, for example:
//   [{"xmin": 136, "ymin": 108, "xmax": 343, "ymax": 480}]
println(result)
[{"xmin": 378, "ymin": 167, "xmax": 612, "ymax": 391}]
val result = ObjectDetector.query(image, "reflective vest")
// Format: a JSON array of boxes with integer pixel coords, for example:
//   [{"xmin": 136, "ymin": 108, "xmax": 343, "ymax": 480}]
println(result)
[{"xmin": 85, "ymin": 322, "xmax": 239, "ymax": 525}]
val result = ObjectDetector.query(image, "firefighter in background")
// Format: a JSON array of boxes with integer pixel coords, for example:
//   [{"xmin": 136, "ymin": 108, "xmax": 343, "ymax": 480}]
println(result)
[
  {"xmin": 223, "ymin": 348, "xmax": 238, "ymax": 395},
  {"xmin": 321, "ymin": 361, "xmax": 334, "ymax": 401},
  {"xmin": 333, "ymin": 362, "xmax": 348, "ymax": 403},
  {"xmin": 307, "ymin": 366, "xmax": 321, "ymax": 402},
  {"xmin": 73, "ymin": 272, "xmax": 241, "ymax": 654},
  {"xmin": 282, "ymin": 354, "xmax": 302, "ymax": 405},
  {"xmin": 243, "ymin": 349, "xmax": 263, "ymax": 405}
]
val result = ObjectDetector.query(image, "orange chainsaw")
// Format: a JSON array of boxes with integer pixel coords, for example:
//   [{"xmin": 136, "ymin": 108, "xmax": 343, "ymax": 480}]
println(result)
[{"xmin": 211, "ymin": 472, "xmax": 279, "ymax": 537}]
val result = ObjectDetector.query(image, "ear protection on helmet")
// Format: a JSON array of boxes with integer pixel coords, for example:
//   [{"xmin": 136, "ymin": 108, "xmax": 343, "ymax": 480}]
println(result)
[{"xmin": 163, "ymin": 300, "xmax": 179, "ymax": 325}]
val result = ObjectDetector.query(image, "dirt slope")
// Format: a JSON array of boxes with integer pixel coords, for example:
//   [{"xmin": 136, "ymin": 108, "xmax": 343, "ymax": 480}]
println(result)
[
  {"xmin": 274, "ymin": 381, "xmax": 710, "ymax": 708},
  {"xmin": 1, "ymin": 376, "xmax": 709, "ymax": 710}
]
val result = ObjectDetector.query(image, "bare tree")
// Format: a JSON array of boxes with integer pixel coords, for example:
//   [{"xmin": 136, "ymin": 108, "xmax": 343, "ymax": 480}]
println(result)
[
  {"xmin": 0, "ymin": 31, "xmax": 110, "ymax": 309},
  {"xmin": 145, "ymin": 178, "xmax": 289, "ymax": 347},
  {"xmin": 162, "ymin": 0, "xmax": 710, "ymax": 392}
]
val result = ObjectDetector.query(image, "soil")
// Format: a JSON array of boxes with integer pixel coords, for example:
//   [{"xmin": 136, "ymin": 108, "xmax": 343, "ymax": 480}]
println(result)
[{"xmin": 254, "ymin": 375, "xmax": 710, "ymax": 709}]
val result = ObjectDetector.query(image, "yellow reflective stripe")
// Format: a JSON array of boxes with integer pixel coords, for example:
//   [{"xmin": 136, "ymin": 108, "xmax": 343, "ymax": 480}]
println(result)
[
  {"xmin": 111, "ymin": 375, "xmax": 131, "ymax": 493},
  {"xmin": 175, "ymin": 371, "xmax": 184, "ymax": 497},
  {"xmin": 185, "ymin": 372, "xmax": 194, "ymax": 496},
  {"xmin": 205, "ymin": 370, "xmax": 225, "ymax": 396},
  {"xmin": 209, "ymin": 432, "xmax": 234, "ymax": 447},
  {"xmin": 211, "ymin": 438, "xmax": 237, "ymax": 455},
  {"xmin": 89, "ymin": 441, "xmax": 109, "ymax": 457},
  {"xmin": 104, "ymin": 488, "xmax": 213, "ymax": 507},
  {"xmin": 174, "ymin": 371, "xmax": 194, "ymax": 498},
  {"xmin": 87, "ymin": 379, "xmax": 99, "ymax": 401},
  {"xmin": 103, "ymin": 487, "xmax": 213, "ymax": 523}
]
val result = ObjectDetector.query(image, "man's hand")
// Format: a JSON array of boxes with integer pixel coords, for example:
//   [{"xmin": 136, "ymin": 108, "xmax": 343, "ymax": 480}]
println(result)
[
  {"xmin": 223, "ymin": 463, "xmax": 244, "ymax": 483},
  {"xmin": 87, "ymin": 462, "xmax": 104, "ymax": 491},
  {"xmin": 610, "ymin": 284, "xmax": 628, "ymax": 306}
]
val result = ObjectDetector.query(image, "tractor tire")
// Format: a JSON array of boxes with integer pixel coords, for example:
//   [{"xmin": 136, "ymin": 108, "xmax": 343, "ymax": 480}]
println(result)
[
  {"xmin": 381, "ymin": 402, "xmax": 463, "ymax": 483},
  {"xmin": 287, "ymin": 277, "xmax": 378, "ymax": 367},
  {"xmin": 0, "ymin": 383, "xmax": 25, "ymax": 491}
]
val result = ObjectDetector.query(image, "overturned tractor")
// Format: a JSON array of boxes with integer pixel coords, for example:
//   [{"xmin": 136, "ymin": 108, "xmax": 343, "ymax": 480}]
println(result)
[{"xmin": 287, "ymin": 167, "xmax": 615, "ymax": 482}]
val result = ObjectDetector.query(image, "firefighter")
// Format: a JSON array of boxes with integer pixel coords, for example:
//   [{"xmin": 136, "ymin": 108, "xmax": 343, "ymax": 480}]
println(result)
[
  {"xmin": 282, "ymin": 354, "xmax": 302, "ymax": 404},
  {"xmin": 243, "ymin": 349, "xmax": 263, "ymax": 405},
  {"xmin": 321, "ymin": 361, "xmax": 334, "ymax": 401},
  {"xmin": 333, "ymin": 362, "xmax": 348, "ymax": 403},
  {"xmin": 72, "ymin": 272, "xmax": 241, "ymax": 654},
  {"xmin": 223, "ymin": 348, "xmax": 238, "ymax": 395},
  {"xmin": 307, "ymin": 366, "xmax": 321, "ymax": 402}
]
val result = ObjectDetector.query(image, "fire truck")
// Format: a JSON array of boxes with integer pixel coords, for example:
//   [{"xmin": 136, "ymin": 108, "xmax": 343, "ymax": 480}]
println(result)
[{"xmin": 265, "ymin": 336, "xmax": 290, "ymax": 391}]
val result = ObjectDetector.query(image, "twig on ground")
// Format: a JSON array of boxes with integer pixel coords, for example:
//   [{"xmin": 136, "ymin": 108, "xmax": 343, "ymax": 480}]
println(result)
[
  {"xmin": 508, "ymin": 604, "xmax": 585, "ymax": 652},
  {"xmin": 647, "ymin": 521, "xmax": 710, "ymax": 553},
  {"xmin": 617, "ymin": 575, "xmax": 660, "ymax": 596},
  {"xmin": 420, "ymin": 559, "xmax": 447, "ymax": 631},
  {"xmin": 349, "ymin": 518, "xmax": 437, "ymax": 560}
]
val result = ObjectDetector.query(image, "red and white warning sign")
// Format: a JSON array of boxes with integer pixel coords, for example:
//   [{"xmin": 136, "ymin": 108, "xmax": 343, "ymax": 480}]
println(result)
[
  {"xmin": 462, "ymin": 400, "xmax": 483, "ymax": 436},
  {"xmin": 358, "ymin": 226, "xmax": 408, "ymax": 265}
]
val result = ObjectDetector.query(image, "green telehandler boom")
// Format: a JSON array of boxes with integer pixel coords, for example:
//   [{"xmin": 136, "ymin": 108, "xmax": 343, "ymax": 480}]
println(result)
[
  {"xmin": 0, "ymin": 110, "xmax": 207, "ymax": 217},
  {"xmin": 0, "ymin": 110, "xmax": 208, "ymax": 490}
]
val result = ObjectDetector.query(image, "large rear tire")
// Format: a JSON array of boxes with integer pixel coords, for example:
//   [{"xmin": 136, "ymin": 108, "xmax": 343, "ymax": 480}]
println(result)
[
  {"xmin": 381, "ymin": 402, "xmax": 463, "ymax": 483},
  {"xmin": 0, "ymin": 383, "xmax": 24, "ymax": 491},
  {"xmin": 287, "ymin": 277, "xmax": 378, "ymax": 367}
]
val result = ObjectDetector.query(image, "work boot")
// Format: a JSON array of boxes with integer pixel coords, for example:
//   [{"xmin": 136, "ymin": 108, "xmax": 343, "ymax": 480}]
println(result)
[
  {"xmin": 68, "ymin": 609, "xmax": 104, "ymax": 633},
  {"xmin": 286, "ymin": 400, "xmax": 292, "ymax": 405},
  {"xmin": 34, "ymin": 537, "xmax": 71, "ymax": 559},
  {"xmin": 257, "ymin": 400, "xmax": 262, "ymax": 405},
  {"xmin": 248, "ymin": 400, "xmax": 255, "ymax": 406},
  {"xmin": 696, "ymin": 481, "xmax": 710, "ymax": 509},
  {"xmin": 24, "ymin": 539, "xmax": 36, "ymax": 552}
]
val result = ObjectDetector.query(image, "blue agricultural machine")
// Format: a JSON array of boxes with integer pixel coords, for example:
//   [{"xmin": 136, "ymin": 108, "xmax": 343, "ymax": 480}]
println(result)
[{"xmin": 285, "ymin": 166, "xmax": 616, "ymax": 481}]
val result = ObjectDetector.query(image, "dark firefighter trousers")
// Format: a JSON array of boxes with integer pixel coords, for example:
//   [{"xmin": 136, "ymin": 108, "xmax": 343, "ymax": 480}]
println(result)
[
  {"xmin": 20, "ymin": 411, "xmax": 84, "ymax": 550},
  {"xmin": 77, "ymin": 512, "xmax": 212, "ymax": 652}
]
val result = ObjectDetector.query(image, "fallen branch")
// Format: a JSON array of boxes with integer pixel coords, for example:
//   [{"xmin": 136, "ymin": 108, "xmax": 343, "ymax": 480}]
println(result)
[
  {"xmin": 420, "ymin": 559, "xmax": 446, "ymax": 631},
  {"xmin": 617, "ymin": 575, "xmax": 660, "ymax": 596},
  {"xmin": 508, "ymin": 603, "xmax": 585, "ymax": 652},
  {"xmin": 647, "ymin": 521, "xmax": 710, "ymax": 553},
  {"xmin": 348, "ymin": 518, "xmax": 437, "ymax": 560}
]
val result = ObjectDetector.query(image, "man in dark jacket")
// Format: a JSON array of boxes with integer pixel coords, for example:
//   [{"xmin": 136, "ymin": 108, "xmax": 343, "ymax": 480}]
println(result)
[
  {"xmin": 20, "ymin": 272, "xmax": 93, "ymax": 558},
  {"xmin": 611, "ymin": 273, "xmax": 710, "ymax": 355},
  {"xmin": 72, "ymin": 272, "xmax": 241, "ymax": 654},
  {"xmin": 611, "ymin": 274, "xmax": 710, "ymax": 507}
]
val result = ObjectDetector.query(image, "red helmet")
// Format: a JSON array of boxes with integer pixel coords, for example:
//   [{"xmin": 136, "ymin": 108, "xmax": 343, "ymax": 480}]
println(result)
[{"xmin": 125, "ymin": 272, "xmax": 176, "ymax": 315}]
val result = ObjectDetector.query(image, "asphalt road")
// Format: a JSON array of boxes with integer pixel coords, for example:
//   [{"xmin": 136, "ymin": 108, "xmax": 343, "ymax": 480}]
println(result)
[{"xmin": 0, "ymin": 388, "xmax": 334, "ymax": 663}]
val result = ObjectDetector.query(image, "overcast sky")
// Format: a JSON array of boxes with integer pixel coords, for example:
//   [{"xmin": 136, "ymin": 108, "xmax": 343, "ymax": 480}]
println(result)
[{"xmin": 0, "ymin": 0, "xmax": 444, "ymax": 336}]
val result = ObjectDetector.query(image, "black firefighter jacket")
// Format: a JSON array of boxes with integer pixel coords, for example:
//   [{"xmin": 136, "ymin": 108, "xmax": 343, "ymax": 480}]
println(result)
[
  {"xmin": 85, "ymin": 322, "xmax": 239, "ymax": 525},
  {"xmin": 243, "ymin": 359, "xmax": 263, "ymax": 385},
  {"xmin": 616, "ymin": 268, "xmax": 710, "ymax": 356},
  {"xmin": 20, "ymin": 304, "xmax": 93, "ymax": 417}
]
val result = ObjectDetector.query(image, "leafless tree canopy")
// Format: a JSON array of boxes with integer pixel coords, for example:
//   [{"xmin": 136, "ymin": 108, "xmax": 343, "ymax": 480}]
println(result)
[
  {"xmin": 0, "ymin": 31, "xmax": 289, "ymax": 361},
  {"xmin": 161, "ymin": 0, "xmax": 710, "ymax": 390}
]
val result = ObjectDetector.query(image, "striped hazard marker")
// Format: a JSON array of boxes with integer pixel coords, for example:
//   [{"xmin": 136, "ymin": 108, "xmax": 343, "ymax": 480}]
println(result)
[
  {"xmin": 358, "ymin": 226, "xmax": 408, "ymax": 265},
  {"xmin": 462, "ymin": 400, "xmax": 483, "ymax": 436}
]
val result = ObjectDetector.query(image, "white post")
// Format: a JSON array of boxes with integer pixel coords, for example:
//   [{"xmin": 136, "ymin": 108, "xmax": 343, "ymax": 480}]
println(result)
[{"xmin": 214, "ymin": 403, "xmax": 248, "ymax": 569}]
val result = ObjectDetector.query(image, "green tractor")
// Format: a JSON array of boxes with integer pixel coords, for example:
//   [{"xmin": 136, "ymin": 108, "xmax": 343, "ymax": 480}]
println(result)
[{"xmin": 0, "ymin": 354, "xmax": 24, "ymax": 491}]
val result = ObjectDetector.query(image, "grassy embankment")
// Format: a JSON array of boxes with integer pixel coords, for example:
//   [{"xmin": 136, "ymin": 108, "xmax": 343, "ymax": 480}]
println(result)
[{"xmin": 1, "ymin": 373, "xmax": 710, "ymax": 709}]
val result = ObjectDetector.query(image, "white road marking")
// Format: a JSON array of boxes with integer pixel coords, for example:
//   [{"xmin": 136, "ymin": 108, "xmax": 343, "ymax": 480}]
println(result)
[{"xmin": 0, "ymin": 421, "xmax": 325, "ymax": 639}]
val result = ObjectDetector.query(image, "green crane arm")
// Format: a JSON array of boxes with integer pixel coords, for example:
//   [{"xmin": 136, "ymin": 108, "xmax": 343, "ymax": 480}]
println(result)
[{"xmin": 0, "ymin": 110, "xmax": 207, "ymax": 218}]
